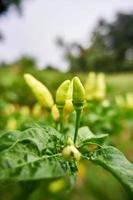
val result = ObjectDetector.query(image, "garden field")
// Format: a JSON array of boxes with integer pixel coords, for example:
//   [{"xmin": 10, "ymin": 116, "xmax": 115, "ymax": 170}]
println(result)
[{"xmin": 0, "ymin": 68, "xmax": 133, "ymax": 200}]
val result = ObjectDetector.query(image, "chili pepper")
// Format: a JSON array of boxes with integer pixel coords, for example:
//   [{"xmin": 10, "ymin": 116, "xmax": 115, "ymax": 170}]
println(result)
[
  {"xmin": 64, "ymin": 80, "xmax": 74, "ymax": 113},
  {"xmin": 62, "ymin": 145, "xmax": 81, "ymax": 161},
  {"xmin": 67, "ymin": 137, "xmax": 74, "ymax": 145},
  {"xmin": 94, "ymin": 73, "xmax": 106, "ymax": 100},
  {"xmin": 56, "ymin": 80, "xmax": 70, "ymax": 108},
  {"xmin": 64, "ymin": 99, "xmax": 74, "ymax": 113},
  {"xmin": 67, "ymin": 80, "xmax": 73, "ymax": 100},
  {"xmin": 48, "ymin": 179, "xmax": 65, "ymax": 193},
  {"xmin": 126, "ymin": 93, "xmax": 133, "ymax": 109},
  {"xmin": 72, "ymin": 76, "xmax": 85, "ymax": 143},
  {"xmin": 84, "ymin": 72, "xmax": 96, "ymax": 100},
  {"xmin": 56, "ymin": 80, "xmax": 70, "ymax": 132},
  {"xmin": 51, "ymin": 104, "xmax": 60, "ymax": 122},
  {"xmin": 73, "ymin": 76, "xmax": 85, "ymax": 109},
  {"xmin": 32, "ymin": 103, "xmax": 42, "ymax": 118},
  {"xmin": 24, "ymin": 74, "xmax": 54, "ymax": 109}
]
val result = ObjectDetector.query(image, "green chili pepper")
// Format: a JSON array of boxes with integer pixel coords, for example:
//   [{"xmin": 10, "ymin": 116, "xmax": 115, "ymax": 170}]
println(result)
[
  {"xmin": 64, "ymin": 99, "xmax": 74, "ymax": 114},
  {"xmin": 73, "ymin": 76, "xmax": 85, "ymax": 109},
  {"xmin": 64, "ymin": 80, "xmax": 74, "ymax": 114},
  {"xmin": 56, "ymin": 80, "xmax": 70, "ymax": 108},
  {"xmin": 66, "ymin": 80, "xmax": 73, "ymax": 100},
  {"xmin": 62, "ymin": 145, "xmax": 81, "ymax": 161},
  {"xmin": 24, "ymin": 74, "xmax": 54, "ymax": 109},
  {"xmin": 55, "ymin": 80, "xmax": 70, "ymax": 132},
  {"xmin": 72, "ymin": 76, "xmax": 85, "ymax": 144}
]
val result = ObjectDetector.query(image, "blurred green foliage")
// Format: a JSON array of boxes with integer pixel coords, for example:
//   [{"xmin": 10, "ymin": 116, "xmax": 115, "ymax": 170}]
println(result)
[
  {"xmin": 0, "ymin": 64, "xmax": 133, "ymax": 200},
  {"xmin": 0, "ymin": 57, "xmax": 133, "ymax": 105}
]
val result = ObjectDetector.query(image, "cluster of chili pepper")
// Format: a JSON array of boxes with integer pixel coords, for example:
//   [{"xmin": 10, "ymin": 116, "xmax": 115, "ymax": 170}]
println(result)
[{"xmin": 24, "ymin": 74, "xmax": 86, "ymax": 161}]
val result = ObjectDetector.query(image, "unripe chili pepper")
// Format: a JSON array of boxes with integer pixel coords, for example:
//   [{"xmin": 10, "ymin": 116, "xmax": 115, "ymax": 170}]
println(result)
[
  {"xmin": 56, "ymin": 80, "xmax": 70, "ymax": 132},
  {"xmin": 6, "ymin": 117, "xmax": 17, "ymax": 130},
  {"xmin": 73, "ymin": 77, "xmax": 85, "ymax": 109},
  {"xmin": 56, "ymin": 80, "xmax": 70, "ymax": 108},
  {"xmin": 84, "ymin": 72, "xmax": 96, "ymax": 100},
  {"xmin": 20, "ymin": 106, "xmax": 30, "ymax": 116},
  {"xmin": 48, "ymin": 179, "xmax": 65, "ymax": 193},
  {"xmin": 94, "ymin": 73, "xmax": 106, "ymax": 101},
  {"xmin": 51, "ymin": 104, "xmax": 60, "ymax": 122},
  {"xmin": 72, "ymin": 76, "xmax": 85, "ymax": 144},
  {"xmin": 24, "ymin": 74, "xmax": 54, "ymax": 109},
  {"xmin": 126, "ymin": 93, "xmax": 133, "ymax": 109},
  {"xmin": 66, "ymin": 80, "xmax": 73, "ymax": 100},
  {"xmin": 62, "ymin": 145, "xmax": 81, "ymax": 162},
  {"xmin": 64, "ymin": 80, "xmax": 74, "ymax": 113},
  {"xmin": 115, "ymin": 95, "xmax": 125, "ymax": 108},
  {"xmin": 64, "ymin": 99, "xmax": 74, "ymax": 113},
  {"xmin": 67, "ymin": 137, "xmax": 74, "ymax": 145},
  {"xmin": 32, "ymin": 103, "xmax": 42, "ymax": 117},
  {"xmin": 96, "ymin": 73, "xmax": 106, "ymax": 91}
]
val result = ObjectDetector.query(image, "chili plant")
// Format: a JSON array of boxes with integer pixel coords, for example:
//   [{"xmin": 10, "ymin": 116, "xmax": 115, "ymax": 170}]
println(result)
[{"xmin": 0, "ymin": 74, "xmax": 133, "ymax": 198}]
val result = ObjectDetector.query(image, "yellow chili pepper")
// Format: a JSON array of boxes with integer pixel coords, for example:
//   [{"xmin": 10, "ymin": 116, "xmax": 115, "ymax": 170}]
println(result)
[
  {"xmin": 94, "ymin": 73, "xmax": 106, "ymax": 100},
  {"xmin": 48, "ymin": 179, "xmax": 65, "ymax": 193},
  {"xmin": 126, "ymin": 93, "xmax": 133, "ymax": 109},
  {"xmin": 32, "ymin": 103, "xmax": 42, "ymax": 117},
  {"xmin": 51, "ymin": 104, "xmax": 60, "ymax": 122},
  {"xmin": 24, "ymin": 74, "xmax": 54, "ymax": 109},
  {"xmin": 64, "ymin": 99, "xmax": 74, "ymax": 113},
  {"xmin": 84, "ymin": 72, "xmax": 96, "ymax": 100}
]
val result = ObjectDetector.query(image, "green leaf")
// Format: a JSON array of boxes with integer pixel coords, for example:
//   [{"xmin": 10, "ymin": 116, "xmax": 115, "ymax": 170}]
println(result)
[
  {"xmin": 0, "ymin": 130, "xmax": 20, "ymax": 152},
  {"xmin": 90, "ymin": 146, "xmax": 133, "ymax": 194},
  {"xmin": 77, "ymin": 126, "xmax": 108, "ymax": 147},
  {"xmin": 0, "ymin": 125, "xmax": 68, "ymax": 181}
]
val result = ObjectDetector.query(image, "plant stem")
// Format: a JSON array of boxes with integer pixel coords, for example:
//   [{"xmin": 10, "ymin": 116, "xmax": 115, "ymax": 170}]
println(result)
[
  {"xmin": 59, "ymin": 108, "xmax": 63, "ymax": 133},
  {"xmin": 55, "ymin": 121, "xmax": 59, "ymax": 130},
  {"xmin": 74, "ymin": 109, "xmax": 81, "ymax": 144}
]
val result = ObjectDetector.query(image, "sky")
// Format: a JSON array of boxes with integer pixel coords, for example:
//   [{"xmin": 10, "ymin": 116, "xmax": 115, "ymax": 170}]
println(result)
[{"xmin": 0, "ymin": 0, "xmax": 133, "ymax": 71}]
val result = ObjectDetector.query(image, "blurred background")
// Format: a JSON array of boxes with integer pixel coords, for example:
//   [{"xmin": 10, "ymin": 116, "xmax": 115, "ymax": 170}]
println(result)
[{"xmin": 0, "ymin": 1, "xmax": 133, "ymax": 200}]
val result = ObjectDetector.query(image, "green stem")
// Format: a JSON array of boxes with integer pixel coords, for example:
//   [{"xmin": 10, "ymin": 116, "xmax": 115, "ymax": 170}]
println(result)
[
  {"xmin": 59, "ymin": 108, "xmax": 63, "ymax": 133},
  {"xmin": 55, "ymin": 121, "xmax": 59, "ymax": 130},
  {"xmin": 74, "ymin": 109, "xmax": 81, "ymax": 144}
]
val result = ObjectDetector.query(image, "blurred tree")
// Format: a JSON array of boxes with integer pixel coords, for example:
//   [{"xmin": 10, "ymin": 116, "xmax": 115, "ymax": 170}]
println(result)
[
  {"xmin": 56, "ymin": 37, "xmax": 89, "ymax": 72},
  {"xmin": 57, "ymin": 12, "xmax": 133, "ymax": 72},
  {"xmin": 0, "ymin": 0, "xmax": 24, "ymax": 15},
  {"xmin": 92, "ymin": 12, "xmax": 133, "ymax": 71},
  {"xmin": 13, "ymin": 56, "xmax": 37, "ymax": 72},
  {"xmin": 0, "ymin": 0, "xmax": 28, "ymax": 41}
]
